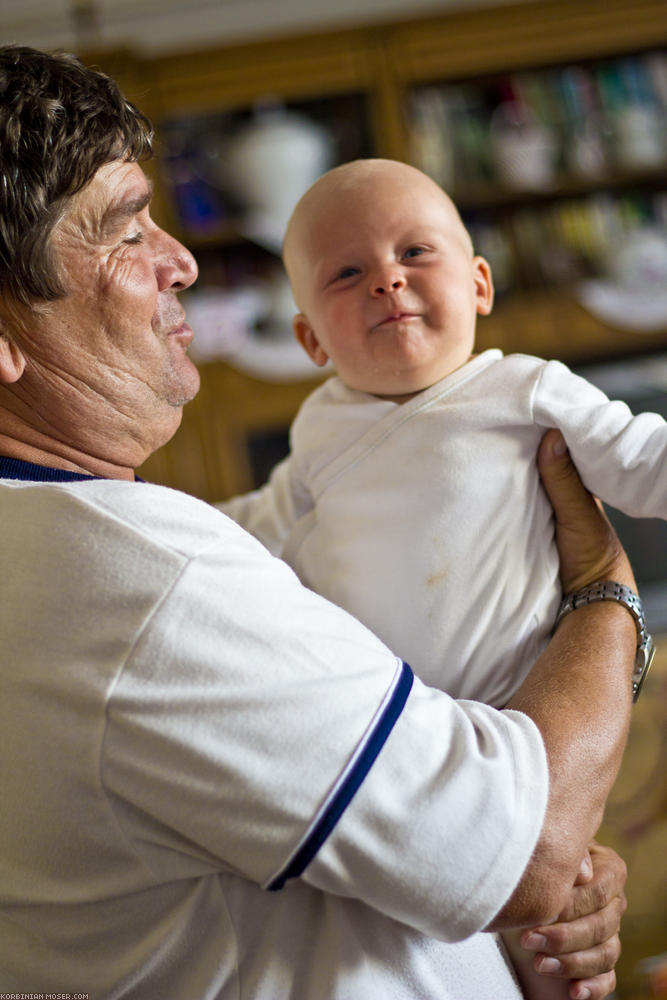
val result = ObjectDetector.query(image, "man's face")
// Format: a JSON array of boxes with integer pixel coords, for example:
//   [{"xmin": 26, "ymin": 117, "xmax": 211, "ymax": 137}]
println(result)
[
  {"xmin": 11, "ymin": 159, "xmax": 200, "ymax": 460},
  {"xmin": 289, "ymin": 168, "xmax": 493, "ymax": 400}
]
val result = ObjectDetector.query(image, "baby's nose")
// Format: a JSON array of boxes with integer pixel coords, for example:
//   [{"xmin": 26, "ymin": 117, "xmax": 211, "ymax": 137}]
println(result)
[{"xmin": 372, "ymin": 273, "xmax": 406, "ymax": 295}]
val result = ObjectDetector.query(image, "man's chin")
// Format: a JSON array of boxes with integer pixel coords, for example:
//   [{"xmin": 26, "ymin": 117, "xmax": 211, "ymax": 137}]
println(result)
[{"xmin": 169, "ymin": 357, "xmax": 201, "ymax": 408}]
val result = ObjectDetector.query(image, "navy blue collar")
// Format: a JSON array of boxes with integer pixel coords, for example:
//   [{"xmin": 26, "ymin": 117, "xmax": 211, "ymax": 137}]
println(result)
[
  {"xmin": 0, "ymin": 456, "xmax": 144, "ymax": 482},
  {"xmin": 0, "ymin": 456, "xmax": 100, "ymax": 482}
]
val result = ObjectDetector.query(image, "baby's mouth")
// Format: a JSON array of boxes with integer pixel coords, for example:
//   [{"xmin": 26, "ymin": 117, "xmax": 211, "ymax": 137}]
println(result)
[{"xmin": 375, "ymin": 311, "xmax": 420, "ymax": 328}]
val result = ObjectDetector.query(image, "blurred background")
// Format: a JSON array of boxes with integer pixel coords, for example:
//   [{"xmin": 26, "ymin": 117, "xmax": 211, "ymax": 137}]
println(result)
[{"xmin": 4, "ymin": 1, "xmax": 666, "ymax": 995}]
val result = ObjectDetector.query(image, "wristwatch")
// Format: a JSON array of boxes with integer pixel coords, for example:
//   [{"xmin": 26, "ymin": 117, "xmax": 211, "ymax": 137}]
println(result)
[{"xmin": 555, "ymin": 581, "xmax": 655, "ymax": 702}]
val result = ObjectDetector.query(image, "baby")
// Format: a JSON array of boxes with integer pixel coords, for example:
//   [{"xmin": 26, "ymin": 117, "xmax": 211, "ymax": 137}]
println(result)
[
  {"xmin": 221, "ymin": 158, "xmax": 666, "ymax": 709},
  {"xmin": 221, "ymin": 158, "xmax": 666, "ymax": 999}
]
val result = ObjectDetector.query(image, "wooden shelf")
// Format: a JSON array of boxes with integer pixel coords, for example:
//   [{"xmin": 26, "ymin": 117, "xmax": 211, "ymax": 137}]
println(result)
[
  {"xmin": 477, "ymin": 290, "xmax": 667, "ymax": 364},
  {"xmin": 387, "ymin": 0, "xmax": 667, "ymax": 84},
  {"xmin": 453, "ymin": 164, "xmax": 667, "ymax": 212}
]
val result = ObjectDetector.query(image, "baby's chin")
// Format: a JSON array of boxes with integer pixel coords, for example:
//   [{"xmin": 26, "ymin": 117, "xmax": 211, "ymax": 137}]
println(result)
[
  {"xmin": 360, "ymin": 353, "xmax": 478, "ymax": 404},
  {"xmin": 343, "ymin": 371, "xmax": 426, "ymax": 402},
  {"xmin": 371, "ymin": 386, "xmax": 426, "ymax": 405}
]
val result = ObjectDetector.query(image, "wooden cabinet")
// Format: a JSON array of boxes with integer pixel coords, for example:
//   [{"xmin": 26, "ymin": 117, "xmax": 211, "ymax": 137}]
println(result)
[{"xmin": 111, "ymin": 0, "xmax": 667, "ymax": 498}]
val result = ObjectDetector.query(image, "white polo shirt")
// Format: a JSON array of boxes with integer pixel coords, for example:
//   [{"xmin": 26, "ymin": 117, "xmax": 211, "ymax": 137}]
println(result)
[{"xmin": 0, "ymin": 463, "xmax": 547, "ymax": 997}]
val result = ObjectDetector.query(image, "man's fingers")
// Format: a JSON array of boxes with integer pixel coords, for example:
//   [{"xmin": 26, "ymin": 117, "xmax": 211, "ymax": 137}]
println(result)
[
  {"xmin": 527, "ymin": 936, "xmax": 620, "ymax": 1000},
  {"xmin": 537, "ymin": 430, "xmax": 633, "ymax": 593},
  {"xmin": 521, "ymin": 894, "xmax": 626, "ymax": 956},
  {"xmin": 574, "ymin": 849, "xmax": 594, "ymax": 885},
  {"xmin": 519, "ymin": 842, "xmax": 628, "ymax": 999},
  {"xmin": 533, "ymin": 931, "xmax": 622, "ymax": 978},
  {"xmin": 568, "ymin": 969, "xmax": 617, "ymax": 1000},
  {"xmin": 537, "ymin": 430, "xmax": 597, "ymax": 525},
  {"xmin": 558, "ymin": 845, "xmax": 628, "ymax": 924}
]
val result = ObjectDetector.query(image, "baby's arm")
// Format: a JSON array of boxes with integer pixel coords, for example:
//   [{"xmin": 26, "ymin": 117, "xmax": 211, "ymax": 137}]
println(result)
[
  {"xmin": 216, "ymin": 452, "xmax": 313, "ymax": 556},
  {"xmin": 534, "ymin": 360, "xmax": 666, "ymax": 520}
]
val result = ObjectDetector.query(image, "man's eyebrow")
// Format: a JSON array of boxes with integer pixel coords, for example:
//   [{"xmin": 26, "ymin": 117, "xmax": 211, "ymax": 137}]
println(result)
[{"xmin": 99, "ymin": 181, "xmax": 153, "ymax": 235}]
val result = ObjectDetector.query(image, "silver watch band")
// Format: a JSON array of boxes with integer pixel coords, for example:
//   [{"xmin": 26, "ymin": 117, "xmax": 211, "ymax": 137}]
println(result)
[{"xmin": 555, "ymin": 581, "xmax": 655, "ymax": 702}]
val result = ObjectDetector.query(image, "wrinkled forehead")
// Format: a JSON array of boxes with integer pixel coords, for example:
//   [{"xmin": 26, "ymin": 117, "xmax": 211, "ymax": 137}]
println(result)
[{"xmin": 53, "ymin": 160, "xmax": 152, "ymax": 242}]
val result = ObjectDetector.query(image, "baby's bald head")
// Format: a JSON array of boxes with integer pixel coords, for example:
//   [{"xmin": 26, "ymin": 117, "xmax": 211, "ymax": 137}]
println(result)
[{"xmin": 283, "ymin": 158, "xmax": 472, "ymax": 309}]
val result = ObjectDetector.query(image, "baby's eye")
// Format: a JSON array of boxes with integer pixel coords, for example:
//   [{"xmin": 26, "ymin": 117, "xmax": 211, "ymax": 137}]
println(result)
[
  {"xmin": 402, "ymin": 246, "xmax": 426, "ymax": 259},
  {"xmin": 336, "ymin": 266, "xmax": 360, "ymax": 280}
]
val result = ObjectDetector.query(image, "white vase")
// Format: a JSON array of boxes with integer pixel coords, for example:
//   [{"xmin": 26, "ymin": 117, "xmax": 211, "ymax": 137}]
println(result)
[
  {"xmin": 490, "ymin": 101, "xmax": 559, "ymax": 190},
  {"xmin": 225, "ymin": 109, "xmax": 334, "ymax": 251}
]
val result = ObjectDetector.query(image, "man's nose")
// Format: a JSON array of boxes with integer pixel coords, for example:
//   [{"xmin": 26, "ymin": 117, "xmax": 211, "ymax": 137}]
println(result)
[
  {"xmin": 371, "ymin": 267, "xmax": 406, "ymax": 296},
  {"xmin": 155, "ymin": 231, "xmax": 199, "ymax": 292}
]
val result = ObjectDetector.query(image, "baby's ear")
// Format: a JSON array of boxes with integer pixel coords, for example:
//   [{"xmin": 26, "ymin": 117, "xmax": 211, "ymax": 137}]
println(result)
[
  {"xmin": 293, "ymin": 314, "xmax": 330, "ymax": 367},
  {"xmin": 473, "ymin": 256, "xmax": 494, "ymax": 316}
]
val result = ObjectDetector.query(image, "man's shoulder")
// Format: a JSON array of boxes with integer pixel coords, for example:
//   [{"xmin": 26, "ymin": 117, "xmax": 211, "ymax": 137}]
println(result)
[{"xmin": 8, "ymin": 477, "xmax": 247, "ymax": 563}]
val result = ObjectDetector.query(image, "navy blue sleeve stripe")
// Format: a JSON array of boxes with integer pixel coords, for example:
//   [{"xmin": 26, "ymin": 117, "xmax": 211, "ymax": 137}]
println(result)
[{"xmin": 267, "ymin": 660, "xmax": 414, "ymax": 891}]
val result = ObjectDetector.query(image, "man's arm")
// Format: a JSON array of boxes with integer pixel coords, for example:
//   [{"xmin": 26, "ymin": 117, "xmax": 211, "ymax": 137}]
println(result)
[{"xmin": 490, "ymin": 430, "xmax": 636, "ymax": 930}]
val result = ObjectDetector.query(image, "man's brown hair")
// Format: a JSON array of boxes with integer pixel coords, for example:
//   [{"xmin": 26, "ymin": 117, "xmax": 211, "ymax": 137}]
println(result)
[{"xmin": 0, "ymin": 46, "xmax": 154, "ymax": 305}]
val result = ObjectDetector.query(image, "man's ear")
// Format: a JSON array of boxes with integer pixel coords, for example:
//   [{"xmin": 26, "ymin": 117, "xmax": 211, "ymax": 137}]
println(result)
[
  {"xmin": 473, "ymin": 256, "xmax": 494, "ymax": 316},
  {"xmin": 293, "ymin": 314, "xmax": 330, "ymax": 367},
  {"xmin": 0, "ymin": 330, "xmax": 26, "ymax": 383}
]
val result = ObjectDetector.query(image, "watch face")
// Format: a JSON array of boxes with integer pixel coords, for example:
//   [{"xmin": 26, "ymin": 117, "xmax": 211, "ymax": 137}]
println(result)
[{"xmin": 633, "ymin": 638, "xmax": 656, "ymax": 702}]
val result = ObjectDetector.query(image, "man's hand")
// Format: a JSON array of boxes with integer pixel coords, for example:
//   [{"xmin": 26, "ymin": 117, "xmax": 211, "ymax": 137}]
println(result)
[
  {"xmin": 537, "ymin": 430, "xmax": 635, "ymax": 594},
  {"xmin": 519, "ymin": 842, "xmax": 627, "ymax": 1000}
]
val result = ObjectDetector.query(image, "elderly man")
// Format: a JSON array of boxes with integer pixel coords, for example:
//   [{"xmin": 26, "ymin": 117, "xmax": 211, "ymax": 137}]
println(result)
[{"xmin": 0, "ymin": 46, "xmax": 643, "ymax": 1000}]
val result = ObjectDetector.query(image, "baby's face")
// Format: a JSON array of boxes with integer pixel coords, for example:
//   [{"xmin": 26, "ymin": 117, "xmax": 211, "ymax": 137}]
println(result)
[{"xmin": 287, "ymin": 166, "xmax": 493, "ymax": 400}]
